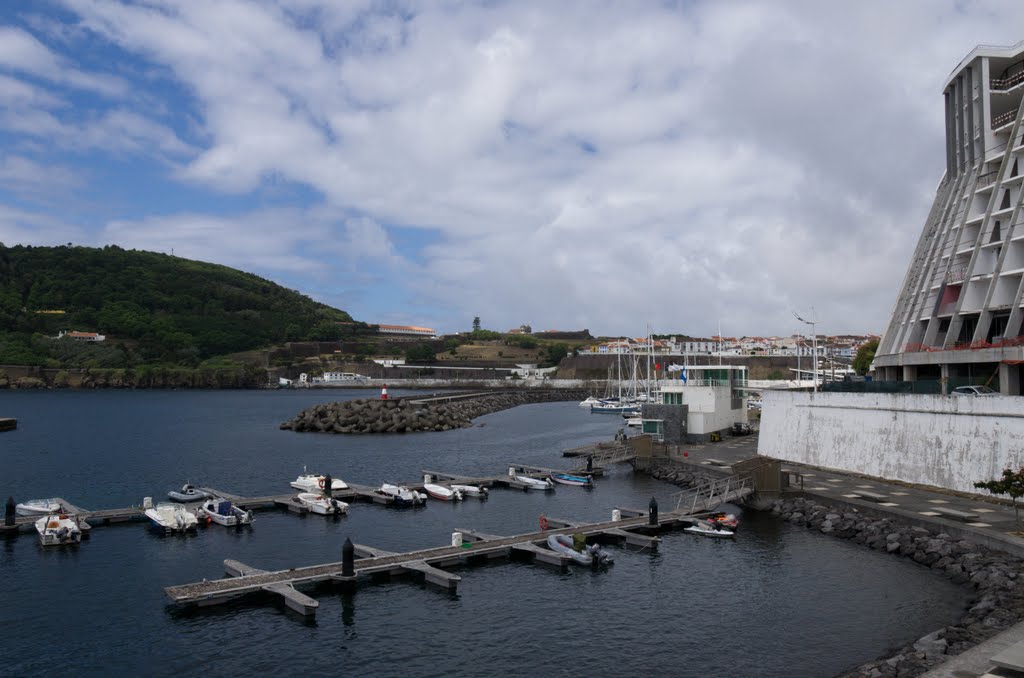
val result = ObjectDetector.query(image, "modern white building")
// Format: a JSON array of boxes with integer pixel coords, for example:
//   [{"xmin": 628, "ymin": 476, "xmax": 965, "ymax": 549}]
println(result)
[
  {"xmin": 641, "ymin": 365, "xmax": 748, "ymax": 443},
  {"xmin": 874, "ymin": 41, "xmax": 1024, "ymax": 395}
]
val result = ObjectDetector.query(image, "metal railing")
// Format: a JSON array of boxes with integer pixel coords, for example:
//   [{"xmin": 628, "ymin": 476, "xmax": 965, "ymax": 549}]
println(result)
[
  {"xmin": 991, "ymin": 71, "xmax": 1024, "ymax": 91},
  {"xmin": 671, "ymin": 475, "xmax": 751, "ymax": 515},
  {"xmin": 992, "ymin": 108, "xmax": 1019, "ymax": 130}
]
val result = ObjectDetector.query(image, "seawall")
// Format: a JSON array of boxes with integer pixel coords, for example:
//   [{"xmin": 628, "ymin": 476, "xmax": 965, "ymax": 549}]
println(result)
[{"xmin": 281, "ymin": 389, "xmax": 591, "ymax": 434}]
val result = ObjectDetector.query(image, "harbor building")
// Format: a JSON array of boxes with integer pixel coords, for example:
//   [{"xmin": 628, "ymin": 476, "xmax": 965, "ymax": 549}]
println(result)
[
  {"xmin": 873, "ymin": 41, "xmax": 1024, "ymax": 394},
  {"xmin": 641, "ymin": 365, "xmax": 748, "ymax": 443}
]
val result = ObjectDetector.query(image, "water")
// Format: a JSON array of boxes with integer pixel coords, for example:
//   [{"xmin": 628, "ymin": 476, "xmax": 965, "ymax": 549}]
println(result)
[{"xmin": 0, "ymin": 390, "xmax": 968, "ymax": 677}]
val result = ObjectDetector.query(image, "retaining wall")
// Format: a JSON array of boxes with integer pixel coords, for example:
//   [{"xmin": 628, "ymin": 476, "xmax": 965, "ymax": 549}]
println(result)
[{"xmin": 758, "ymin": 391, "xmax": 1024, "ymax": 494}]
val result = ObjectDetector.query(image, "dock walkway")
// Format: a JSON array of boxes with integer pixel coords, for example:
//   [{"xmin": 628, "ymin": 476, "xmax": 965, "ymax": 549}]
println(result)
[{"xmin": 165, "ymin": 510, "xmax": 686, "ymax": 613}]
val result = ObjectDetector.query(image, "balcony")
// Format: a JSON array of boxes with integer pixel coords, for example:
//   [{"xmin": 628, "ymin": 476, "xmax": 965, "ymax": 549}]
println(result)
[
  {"xmin": 993, "ymin": 107, "xmax": 1019, "ymax": 131},
  {"xmin": 991, "ymin": 71, "xmax": 1024, "ymax": 92}
]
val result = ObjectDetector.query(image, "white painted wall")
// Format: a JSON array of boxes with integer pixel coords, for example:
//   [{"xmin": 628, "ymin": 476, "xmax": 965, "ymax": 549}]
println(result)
[{"xmin": 758, "ymin": 391, "xmax": 1024, "ymax": 493}]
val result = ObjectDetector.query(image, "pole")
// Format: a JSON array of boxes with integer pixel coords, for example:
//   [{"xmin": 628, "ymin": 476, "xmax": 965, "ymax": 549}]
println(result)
[{"xmin": 812, "ymin": 322, "xmax": 818, "ymax": 393}]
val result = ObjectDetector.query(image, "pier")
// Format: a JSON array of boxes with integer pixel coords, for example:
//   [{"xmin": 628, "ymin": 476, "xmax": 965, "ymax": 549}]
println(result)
[
  {"xmin": 0, "ymin": 418, "xmax": 16, "ymax": 432},
  {"xmin": 164, "ymin": 508, "xmax": 692, "ymax": 617}
]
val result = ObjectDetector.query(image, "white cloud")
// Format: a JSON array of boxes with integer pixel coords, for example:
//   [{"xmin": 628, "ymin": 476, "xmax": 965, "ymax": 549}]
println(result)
[{"xmin": 13, "ymin": 0, "xmax": 1024, "ymax": 335}]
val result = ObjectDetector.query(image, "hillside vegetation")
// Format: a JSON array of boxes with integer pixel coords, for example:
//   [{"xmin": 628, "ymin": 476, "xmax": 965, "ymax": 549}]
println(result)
[{"xmin": 0, "ymin": 244, "xmax": 363, "ymax": 375}]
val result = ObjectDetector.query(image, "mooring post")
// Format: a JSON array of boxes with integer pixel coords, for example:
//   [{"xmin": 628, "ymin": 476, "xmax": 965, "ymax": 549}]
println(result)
[
  {"xmin": 5, "ymin": 496, "xmax": 15, "ymax": 526},
  {"xmin": 323, "ymin": 473, "xmax": 333, "ymax": 499},
  {"xmin": 342, "ymin": 537, "xmax": 354, "ymax": 577},
  {"xmin": 648, "ymin": 496, "xmax": 658, "ymax": 526},
  {"xmin": 586, "ymin": 455, "xmax": 593, "ymax": 472}
]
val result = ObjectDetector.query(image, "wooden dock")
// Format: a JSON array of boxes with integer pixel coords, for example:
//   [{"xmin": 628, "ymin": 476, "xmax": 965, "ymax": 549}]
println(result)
[
  {"xmin": 164, "ymin": 509, "xmax": 691, "ymax": 617},
  {"xmin": 0, "ymin": 418, "xmax": 16, "ymax": 432}
]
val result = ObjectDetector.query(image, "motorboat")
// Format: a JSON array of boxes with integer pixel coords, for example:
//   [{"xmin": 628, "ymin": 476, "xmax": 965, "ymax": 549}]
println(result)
[
  {"xmin": 549, "ymin": 472, "xmax": 594, "ymax": 488},
  {"xmin": 625, "ymin": 416, "xmax": 642, "ymax": 428},
  {"xmin": 377, "ymin": 483, "xmax": 426, "ymax": 507},
  {"xmin": 35, "ymin": 514, "xmax": 82, "ymax": 546},
  {"xmin": 546, "ymin": 534, "xmax": 614, "ymax": 566},
  {"xmin": 451, "ymin": 484, "xmax": 489, "ymax": 498},
  {"xmin": 579, "ymin": 396, "xmax": 604, "ymax": 408},
  {"xmin": 290, "ymin": 473, "xmax": 348, "ymax": 493},
  {"xmin": 707, "ymin": 512, "xmax": 739, "ymax": 530},
  {"xmin": 423, "ymin": 483, "xmax": 463, "ymax": 501},
  {"xmin": 197, "ymin": 498, "xmax": 254, "ymax": 527},
  {"xmin": 515, "ymin": 475, "xmax": 555, "ymax": 491},
  {"xmin": 684, "ymin": 522, "xmax": 735, "ymax": 539},
  {"xmin": 295, "ymin": 493, "xmax": 348, "ymax": 515},
  {"xmin": 591, "ymin": 400, "xmax": 640, "ymax": 414},
  {"xmin": 145, "ymin": 502, "xmax": 199, "ymax": 533},
  {"xmin": 16, "ymin": 498, "xmax": 63, "ymax": 516},
  {"xmin": 167, "ymin": 484, "xmax": 211, "ymax": 503}
]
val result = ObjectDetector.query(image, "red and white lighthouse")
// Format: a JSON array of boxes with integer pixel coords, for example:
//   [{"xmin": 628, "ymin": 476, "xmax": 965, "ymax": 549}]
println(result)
[{"xmin": 380, "ymin": 383, "xmax": 389, "ymax": 400}]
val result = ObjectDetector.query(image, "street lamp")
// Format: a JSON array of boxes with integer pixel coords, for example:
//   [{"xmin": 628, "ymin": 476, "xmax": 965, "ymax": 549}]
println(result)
[{"xmin": 793, "ymin": 309, "xmax": 818, "ymax": 392}]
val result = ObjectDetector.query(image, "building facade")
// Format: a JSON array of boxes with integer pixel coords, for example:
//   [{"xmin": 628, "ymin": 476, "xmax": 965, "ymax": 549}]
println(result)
[{"xmin": 874, "ymin": 41, "xmax": 1024, "ymax": 394}]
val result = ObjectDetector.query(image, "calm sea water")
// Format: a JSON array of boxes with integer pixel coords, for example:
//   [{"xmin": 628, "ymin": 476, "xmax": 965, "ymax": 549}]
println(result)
[{"xmin": 0, "ymin": 390, "xmax": 967, "ymax": 677}]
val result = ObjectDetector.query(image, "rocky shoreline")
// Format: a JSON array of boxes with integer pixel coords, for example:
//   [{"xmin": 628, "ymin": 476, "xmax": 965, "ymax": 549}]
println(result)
[
  {"xmin": 280, "ymin": 389, "xmax": 591, "ymax": 434},
  {"xmin": 645, "ymin": 464, "xmax": 1024, "ymax": 678}
]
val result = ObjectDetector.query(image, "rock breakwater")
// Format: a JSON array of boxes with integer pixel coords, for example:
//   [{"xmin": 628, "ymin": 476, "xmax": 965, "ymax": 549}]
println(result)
[
  {"xmin": 280, "ymin": 389, "xmax": 590, "ymax": 434},
  {"xmin": 645, "ymin": 463, "xmax": 1024, "ymax": 677}
]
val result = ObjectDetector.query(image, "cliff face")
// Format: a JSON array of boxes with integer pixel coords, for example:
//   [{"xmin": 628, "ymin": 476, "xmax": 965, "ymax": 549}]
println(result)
[{"xmin": 0, "ymin": 365, "xmax": 265, "ymax": 389}]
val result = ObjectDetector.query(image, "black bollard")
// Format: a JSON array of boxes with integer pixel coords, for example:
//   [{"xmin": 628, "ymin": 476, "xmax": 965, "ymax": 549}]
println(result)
[
  {"xmin": 342, "ymin": 537, "xmax": 354, "ymax": 577},
  {"xmin": 5, "ymin": 496, "xmax": 15, "ymax": 526},
  {"xmin": 648, "ymin": 496, "xmax": 658, "ymax": 526},
  {"xmin": 323, "ymin": 473, "xmax": 333, "ymax": 499},
  {"xmin": 586, "ymin": 455, "xmax": 593, "ymax": 472}
]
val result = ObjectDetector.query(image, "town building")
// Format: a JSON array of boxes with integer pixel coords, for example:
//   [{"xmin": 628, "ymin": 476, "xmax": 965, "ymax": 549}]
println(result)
[
  {"xmin": 873, "ymin": 40, "xmax": 1024, "ymax": 395},
  {"xmin": 376, "ymin": 324, "xmax": 437, "ymax": 339},
  {"xmin": 57, "ymin": 330, "xmax": 106, "ymax": 342},
  {"xmin": 640, "ymin": 365, "xmax": 748, "ymax": 443}
]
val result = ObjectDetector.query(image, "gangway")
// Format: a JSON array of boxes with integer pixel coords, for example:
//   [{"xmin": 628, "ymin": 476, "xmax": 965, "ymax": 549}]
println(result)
[{"xmin": 672, "ymin": 475, "xmax": 753, "ymax": 515}]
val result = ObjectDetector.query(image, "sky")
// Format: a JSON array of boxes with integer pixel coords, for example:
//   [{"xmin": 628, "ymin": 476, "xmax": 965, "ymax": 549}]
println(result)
[{"xmin": 3, "ymin": 1, "xmax": 1024, "ymax": 338}]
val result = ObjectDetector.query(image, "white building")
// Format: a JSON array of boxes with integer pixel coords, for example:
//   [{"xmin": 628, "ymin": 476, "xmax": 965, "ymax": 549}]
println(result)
[
  {"xmin": 377, "ymin": 324, "xmax": 437, "ymax": 338},
  {"xmin": 58, "ymin": 330, "xmax": 106, "ymax": 342},
  {"xmin": 874, "ymin": 41, "xmax": 1024, "ymax": 395},
  {"xmin": 641, "ymin": 365, "xmax": 748, "ymax": 442}
]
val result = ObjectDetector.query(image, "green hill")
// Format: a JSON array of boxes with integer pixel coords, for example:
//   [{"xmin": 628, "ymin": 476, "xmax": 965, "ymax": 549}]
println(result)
[{"xmin": 0, "ymin": 244, "xmax": 364, "ymax": 370}]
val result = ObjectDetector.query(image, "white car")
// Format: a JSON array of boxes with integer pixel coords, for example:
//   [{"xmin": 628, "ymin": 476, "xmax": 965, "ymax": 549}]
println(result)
[{"xmin": 951, "ymin": 385, "xmax": 998, "ymax": 396}]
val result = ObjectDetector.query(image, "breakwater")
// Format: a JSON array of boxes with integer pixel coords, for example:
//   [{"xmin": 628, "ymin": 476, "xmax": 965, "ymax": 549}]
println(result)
[
  {"xmin": 646, "ymin": 461, "xmax": 1023, "ymax": 678},
  {"xmin": 280, "ymin": 389, "xmax": 591, "ymax": 434}
]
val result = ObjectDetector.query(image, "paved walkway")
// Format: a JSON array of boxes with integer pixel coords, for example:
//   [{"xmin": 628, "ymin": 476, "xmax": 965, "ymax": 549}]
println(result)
[{"xmin": 663, "ymin": 432, "xmax": 1024, "ymax": 552}]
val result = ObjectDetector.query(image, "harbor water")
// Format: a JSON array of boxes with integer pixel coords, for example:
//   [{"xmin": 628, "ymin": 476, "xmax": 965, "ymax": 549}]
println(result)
[{"xmin": 0, "ymin": 390, "xmax": 968, "ymax": 677}]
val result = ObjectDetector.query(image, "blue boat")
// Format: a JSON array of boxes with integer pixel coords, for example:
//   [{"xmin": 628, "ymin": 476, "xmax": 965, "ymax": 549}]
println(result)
[{"xmin": 549, "ymin": 472, "xmax": 594, "ymax": 488}]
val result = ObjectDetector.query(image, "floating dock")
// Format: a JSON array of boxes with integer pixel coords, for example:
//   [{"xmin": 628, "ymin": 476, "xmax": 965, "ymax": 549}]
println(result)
[{"xmin": 164, "ymin": 509, "xmax": 688, "ymax": 617}]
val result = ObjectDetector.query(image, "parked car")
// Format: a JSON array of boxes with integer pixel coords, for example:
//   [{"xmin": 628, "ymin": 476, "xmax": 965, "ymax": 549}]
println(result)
[{"xmin": 951, "ymin": 385, "xmax": 998, "ymax": 396}]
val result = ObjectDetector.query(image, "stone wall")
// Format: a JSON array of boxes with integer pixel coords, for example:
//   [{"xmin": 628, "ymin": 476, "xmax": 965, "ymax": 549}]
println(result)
[
  {"xmin": 281, "ymin": 389, "xmax": 590, "ymax": 434},
  {"xmin": 758, "ymin": 391, "xmax": 1024, "ymax": 494}
]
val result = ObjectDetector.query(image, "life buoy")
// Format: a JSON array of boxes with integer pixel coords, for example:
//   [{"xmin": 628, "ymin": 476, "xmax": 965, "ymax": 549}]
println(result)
[
  {"xmin": 318, "ymin": 477, "xmax": 326, "ymax": 489},
  {"xmin": 539, "ymin": 515, "xmax": 549, "ymax": 531}
]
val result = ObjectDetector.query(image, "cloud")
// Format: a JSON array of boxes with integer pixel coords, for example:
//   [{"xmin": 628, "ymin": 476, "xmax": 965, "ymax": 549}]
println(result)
[
  {"xmin": 8, "ymin": 0, "xmax": 1024, "ymax": 335},
  {"xmin": 0, "ymin": 25, "xmax": 125, "ymax": 96}
]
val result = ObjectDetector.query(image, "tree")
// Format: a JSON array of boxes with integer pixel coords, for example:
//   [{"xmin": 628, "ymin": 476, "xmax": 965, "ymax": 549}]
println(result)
[
  {"xmin": 975, "ymin": 467, "xmax": 1024, "ymax": 529},
  {"xmin": 472, "ymin": 316, "xmax": 481, "ymax": 332},
  {"xmin": 853, "ymin": 339, "xmax": 879, "ymax": 376},
  {"xmin": 546, "ymin": 343, "xmax": 569, "ymax": 365}
]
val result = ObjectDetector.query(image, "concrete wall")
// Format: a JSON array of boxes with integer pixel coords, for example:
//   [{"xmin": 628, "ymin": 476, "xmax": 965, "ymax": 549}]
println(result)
[{"xmin": 758, "ymin": 391, "xmax": 1024, "ymax": 494}]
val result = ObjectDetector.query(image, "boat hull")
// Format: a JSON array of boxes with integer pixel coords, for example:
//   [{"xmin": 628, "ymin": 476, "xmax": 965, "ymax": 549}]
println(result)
[
  {"xmin": 35, "ymin": 516, "xmax": 82, "ymax": 546},
  {"xmin": 16, "ymin": 499, "xmax": 63, "ymax": 516},
  {"xmin": 145, "ymin": 505, "xmax": 199, "ymax": 533},
  {"xmin": 549, "ymin": 473, "xmax": 593, "ymax": 487},
  {"xmin": 424, "ymin": 484, "xmax": 462, "ymax": 501},
  {"xmin": 684, "ymin": 525, "xmax": 734, "ymax": 539},
  {"xmin": 514, "ymin": 476, "xmax": 554, "ymax": 491},
  {"xmin": 451, "ymin": 484, "xmax": 488, "ymax": 498},
  {"xmin": 296, "ymin": 493, "xmax": 347, "ymax": 515}
]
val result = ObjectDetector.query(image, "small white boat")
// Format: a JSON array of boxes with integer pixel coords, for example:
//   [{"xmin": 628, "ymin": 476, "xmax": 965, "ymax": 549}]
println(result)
[
  {"xmin": 579, "ymin": 396, "xmax": 604, "ymax": 408},
  {"xmin": 684, "ymin": 523, "xmax": 735, "ymax": 539},
  {"xmin": 451, "ymin": 484, "xmax": 489, "ymax": 498},
  {"xmin": 377, "ymin": 483, "xmax": 426, "ymax": 507},
  {"xmin": 145, "ymin": 503, "xmax": 199, "ymax": 533},
  {"xmin": 515, "ymin": 475, "xmax": 555, "ymax": 491},
  {"xmin": 197, "ymin": 498, "xmax": 254, "ymax": 527},
  {"xmin": 167, "ymin": 484, "xmax": 211, "ymax": 503},
  {"xmin": 296, "ymin": 493, "xmax": 348, "ymax": 515},
  {"xmin": 16, "ymin": 498, "xmax": 63, "ymax": 516},
  {"xmin": 290, "ymin": 473, "xmax": 348, "ymax": 493},
  {"xmin": 546, "ymin": 534, "xmax": 614, "ymax": 566},
  {"xmin": 35, "ymin": 514, "xmax": 82, "ymax": 546},
  {"xmin": 423, "ymin": 483, "xmax": 463, "ymax": 501}
]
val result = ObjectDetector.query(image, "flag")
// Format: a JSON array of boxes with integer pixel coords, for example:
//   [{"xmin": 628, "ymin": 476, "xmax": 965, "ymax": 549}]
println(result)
[{"xmin": 680, "ymin": 367, "xmax": 687, "ymax": 384}]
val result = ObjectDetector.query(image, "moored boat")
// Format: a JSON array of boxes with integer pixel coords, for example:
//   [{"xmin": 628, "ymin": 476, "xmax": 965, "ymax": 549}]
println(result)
[
  {"xmin": 16, "ymin": 498, "xmax": 63, "ymax": 516},
  {"xmin": 707, "ymin": 512, "xmax": 739, "ymax": 530},
  {"xmin": 545, "ymin": 534, "xmax": 614, "ymax": 566},
  {"xmin": 423, "ymin": 483, "xmax": 463, "ymax": 501},
  {"xmin": 579, "ymin": 396, "xmax": 604, "ymax": 408},
  {"xmin": 377, "ymin": 483, "xmax": 426, "ymax": 507},
  {"xmin": 145, "ymin": 503, "xmax": 199, "ymax": 533},
  {"xmin": 684, "ymin": 522, "xmax": 735, "ymax": 539},
  {"xmin": 35, "ymin": 514, "xmax": 82, "ymax": 546},
  {"xmin": 197, "ymin": 498, "xmax": 254, "ymax": 526},
  {"xmin": 590, "ymin": 400, "xmax": 640, "ymax": 414},
  {"xmin": 167, "ymin": 484, "xmax": 211, "ymax": 503},
  {"xmin": 515, "ymin": 475, "xmax": 555, "ymax": 491},
  {"xmin": 549, "ymin": 472, "xmax": 594, "ymax": 488},
  {"xmin": 295, "ymin": 493, "xmax": 348, "ymax": 515},
  {"xmin": 451, "ymin": 484, "xmax": 488, "ymax": 498},
  {"xmin": 290, "ymin": 473, "xmax": 348, "ymax": 493}
]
